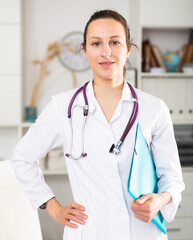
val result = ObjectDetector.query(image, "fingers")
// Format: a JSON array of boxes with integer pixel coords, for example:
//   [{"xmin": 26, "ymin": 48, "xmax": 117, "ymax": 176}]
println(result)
[
  {"xmin": 134, "ymin": 212, "xmax": 152, "ymax": 223},
  {"xmin": 70, "ymin": 202, "xmax": 88, "ymax": 219},
  {"xmin": 135, "ymin": 193, "xmax": 154, "ymax": 205},
  {"xmin": 131, "ymin": 193, "xmax": 155, "ymax": 211},
  {"xmin": 71, "ymin": 208, "xmax": 88, "ymax": 220},
  {"xmin": 67, "ymin": 213, "xmax": 86, "ymax": 225},
  {"xmin": 131, "ymin": 194, "xmax": 158, "ymax": 223},
  {"xmin": 131, "ymin": 202, "xmax": 150, "ymax": 213},
  {"xmin": 64, "ymin": 219, "xmax": 79, "ymax": 229},
  {"xmin": 52, "ymin": 201, "xmax": 88, "ymax": 228},
  {"xmin": 131, "ymin": 203, "xmax": 153, "ymax": 223},
  {"xmin": 71, "ymin": 202, "xmax": 85, "ymax": 211},
  {"xmin": 64, "ymin": 202, "xmax": 88, "ymax": 228}
]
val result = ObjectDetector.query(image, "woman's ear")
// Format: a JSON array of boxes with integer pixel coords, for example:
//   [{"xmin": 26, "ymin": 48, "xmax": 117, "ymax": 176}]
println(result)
[
  {"xmin": 82, "ymin": 44, "xmax": 88, "ymax": 60},
  {"xmin": 82, "ymin": 44, "xmax": 86, "ymax": 54},
  {"xmin": 127, "ymin": 44, "xmax": 132, "ymax": 57},
  {"xmin": 127, "ymin": 45, "xmax": 132, "ymax": 54}
]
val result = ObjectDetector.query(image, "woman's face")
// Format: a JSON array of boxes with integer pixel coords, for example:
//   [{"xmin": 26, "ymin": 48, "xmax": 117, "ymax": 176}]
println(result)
[{"xmin": 84, "ymin": 18, "xmax": 130, "ymax": 82}]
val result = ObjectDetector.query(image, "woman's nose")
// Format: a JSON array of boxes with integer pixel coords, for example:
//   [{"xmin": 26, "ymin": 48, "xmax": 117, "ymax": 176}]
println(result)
[{"xmin": 101, "ymin": 44, "xmax": 112, "ymax": 58}]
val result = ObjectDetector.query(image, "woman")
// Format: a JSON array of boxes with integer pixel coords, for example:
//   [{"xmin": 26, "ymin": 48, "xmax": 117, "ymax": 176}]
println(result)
[{"xmin": 12, "ymin": 10, "xmax": 185, "ymax": 240}]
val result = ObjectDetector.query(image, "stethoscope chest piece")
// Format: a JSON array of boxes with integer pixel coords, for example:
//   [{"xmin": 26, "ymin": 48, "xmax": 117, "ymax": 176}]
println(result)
[{"xmin": 109, "ymin": 141, "xmax": 123, "ymax": 155}]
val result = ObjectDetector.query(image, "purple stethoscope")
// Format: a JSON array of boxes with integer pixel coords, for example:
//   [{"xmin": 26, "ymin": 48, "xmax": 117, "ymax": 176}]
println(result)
[{"xmin": 65, "ymin": 81, "xmax": 138, "ymax": 160}]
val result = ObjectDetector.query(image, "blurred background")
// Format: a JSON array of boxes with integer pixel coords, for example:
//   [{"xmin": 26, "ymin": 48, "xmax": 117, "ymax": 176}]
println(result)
[{"xmin": 0, "ymin": 0, "xmax": 193, "ymax": 239}]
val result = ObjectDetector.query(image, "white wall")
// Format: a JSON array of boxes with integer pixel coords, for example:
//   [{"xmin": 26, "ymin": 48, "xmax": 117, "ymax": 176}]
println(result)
[
  {"xmin": 22, "ymin": 0, "xmax": 131, "ymax": 115},
  {"xmin": 22, "ymin": 1, "xmax": 131, "ymax": 239}
]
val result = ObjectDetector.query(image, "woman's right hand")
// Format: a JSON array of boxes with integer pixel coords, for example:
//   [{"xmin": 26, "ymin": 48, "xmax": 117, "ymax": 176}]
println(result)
[{"xmin": 46, "ymin": 198, "xmax": 88, "ymax": 228}]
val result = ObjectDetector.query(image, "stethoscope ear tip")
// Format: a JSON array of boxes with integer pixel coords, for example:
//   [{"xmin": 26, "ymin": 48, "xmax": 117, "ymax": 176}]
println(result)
[{"xmin": 65, "ymin": 152, "xmax": 87, "ymax": 159}]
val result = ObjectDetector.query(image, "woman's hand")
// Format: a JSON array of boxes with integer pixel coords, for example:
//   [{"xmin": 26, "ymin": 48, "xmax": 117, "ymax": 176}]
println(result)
[
  {"xmin": 46, "ymin": 198, "xmax": 88, "ymax": 228},
  {"xmin": 131, "ymin": 192, "xmax": 171, "ymax": 223}
]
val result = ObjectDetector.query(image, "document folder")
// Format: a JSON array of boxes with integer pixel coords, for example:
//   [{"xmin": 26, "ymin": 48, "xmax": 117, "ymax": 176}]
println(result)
[{"xmin": 128, "ymin": 123, "xmax": 166, "ymax": 234}]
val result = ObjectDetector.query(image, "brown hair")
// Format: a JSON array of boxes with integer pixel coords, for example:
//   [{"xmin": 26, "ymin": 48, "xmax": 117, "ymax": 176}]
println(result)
[{"xmin": 82, "ymin": 9, "xmax": 133, "ymax": 50}]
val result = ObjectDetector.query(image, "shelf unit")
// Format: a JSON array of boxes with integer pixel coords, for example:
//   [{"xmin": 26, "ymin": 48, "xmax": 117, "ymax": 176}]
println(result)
[{"xmin": 134, "ymin": 0, "xmax": 193, "ymax": 125}]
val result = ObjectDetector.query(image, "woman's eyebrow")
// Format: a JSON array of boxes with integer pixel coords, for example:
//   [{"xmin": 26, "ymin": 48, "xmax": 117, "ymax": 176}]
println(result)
[
  {"xmin": 88, "ymin": 37, "xmax": 101, "ymax": 40},
  {"xmin": 110, "ymin": 35, "xmax": 123, "ymax": 39},
  {"xmin": 88, "ymin": 35, "xmax": 123, "ymax": 40}
]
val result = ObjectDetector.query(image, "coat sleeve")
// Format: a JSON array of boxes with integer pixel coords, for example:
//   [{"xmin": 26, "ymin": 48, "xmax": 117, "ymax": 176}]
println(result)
[
  {"xmin": 151, "ymin": 100, "xmax": 185, "ymax": 222},
  {"xmin": 11, "ymin": 98, "xmax": 64, "ymax": 209}
]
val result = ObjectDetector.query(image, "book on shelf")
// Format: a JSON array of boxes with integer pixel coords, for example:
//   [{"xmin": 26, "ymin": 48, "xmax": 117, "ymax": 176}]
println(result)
[
  {"xmin": 142, "ymin": 40, "xmax": 167, "ymax": 72},
  {"xmin": 178, "ymin": 44, "xmax": 193, "ymax": 72},
  {"xmin": 142, "ymin": 40, "xmax": 160, "ymax": 72},
  {"xmin": 178, "ymin": 30, "xmax": 193, "ymax": 72},
  {"xmin": 151, "ymin": 45, "xmax": 166, "ymax": 70},
  {"xmin": 177, "ymin": 46, "xmax": 186, "ymax": 72},
  {"xmin": 184, "ymin": 44, "xmax": 193, "ymax": 63},
  {"xmin": 188, "ymin": 29, "xmax": 193, "ymax": 45}
]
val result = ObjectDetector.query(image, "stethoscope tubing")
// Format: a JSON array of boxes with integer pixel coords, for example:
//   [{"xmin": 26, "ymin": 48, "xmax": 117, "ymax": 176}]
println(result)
[
  {"xmin": 68, "ymin": 81, "xmax": 89, "ymax": 118},
  {"xmin": 65, "ymin": 115, "xmax": 88, "ymax": 160},
  {"xmin": 120, "ymin": 85, "xmax": 138, "ymax": 143}
]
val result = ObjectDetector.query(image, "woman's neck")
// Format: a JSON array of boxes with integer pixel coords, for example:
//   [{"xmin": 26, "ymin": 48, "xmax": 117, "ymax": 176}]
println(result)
[
  {"xmin": 93, "ymin": 76, "xmax": 124, "ymax": 90},
  {"xmin": 93, "ymin": 79, "xmax": 123, "ymax": 123}
]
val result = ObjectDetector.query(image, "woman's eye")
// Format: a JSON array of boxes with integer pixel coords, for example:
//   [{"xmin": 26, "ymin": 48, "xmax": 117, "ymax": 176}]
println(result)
[
  {"xmin": 92, "ymin": 42, "xmax": 100, "ymax": 46},
  {"xmin": 111, "ymin": 41, "xmax": 120, "ymax": 45}
]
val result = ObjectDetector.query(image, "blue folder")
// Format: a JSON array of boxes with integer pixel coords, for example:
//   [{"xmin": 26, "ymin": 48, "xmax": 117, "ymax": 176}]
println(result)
[{"xmin": 127, "ymin": 123, "xmax": 166, "ymax": 234}]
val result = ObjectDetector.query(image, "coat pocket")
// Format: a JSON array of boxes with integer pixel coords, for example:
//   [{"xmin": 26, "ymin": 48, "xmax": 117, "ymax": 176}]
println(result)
[{"xmin": 63, "ymin": 209, "xmax": 96, "ymax": 240}]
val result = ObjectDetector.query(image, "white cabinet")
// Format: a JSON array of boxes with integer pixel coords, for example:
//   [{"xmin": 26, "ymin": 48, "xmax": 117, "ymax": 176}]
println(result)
[
  {"xmin": 140, "ymin": 0, "xmax": 193, "ymax": 27},
  {"xmin": 0, "ymin": 0, "xmax": 21, "ymax": 23},
  {"xmin": 187, "ymin": 80, "xmax": 193, "ymax": 122},
  {"xmin": 141, "ymin": 75, "xmax": 193, "ymax": 124},
  {"xmin": 0, "ymin": 76, "xmax": 21, "ymax": 126},
  {"xmin": 0, "ymin": 0, "xmax": 21, "ymax": 160},
  {"xmin": 166, "ymin": 168, "xmax": 193, "ymax": 240},
  {"xmin": 0, "ymin": 25, "xmax": 21, "ymax": 74}
]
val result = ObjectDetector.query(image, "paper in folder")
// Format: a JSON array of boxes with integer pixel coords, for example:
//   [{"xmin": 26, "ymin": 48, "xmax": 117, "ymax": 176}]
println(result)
[{"xmin": 127, "ymin": 123, "xmax": 166, "ymax": 234}]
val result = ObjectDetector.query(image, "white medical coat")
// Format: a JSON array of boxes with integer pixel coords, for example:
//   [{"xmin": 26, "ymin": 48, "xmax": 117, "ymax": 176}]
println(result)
[{"xmin": 12, "ymin": 80, "xmax": 185, "ymax": 240}]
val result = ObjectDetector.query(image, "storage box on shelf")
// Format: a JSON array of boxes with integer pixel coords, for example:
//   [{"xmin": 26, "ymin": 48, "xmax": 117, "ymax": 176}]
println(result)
[{"xmin": 166, "ymin": 167, "xmax": 193, "ymax": 240}]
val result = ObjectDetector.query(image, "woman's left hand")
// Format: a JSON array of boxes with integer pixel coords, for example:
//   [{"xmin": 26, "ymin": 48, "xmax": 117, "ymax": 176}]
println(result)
[{"xmin": 130, "ymin": 192, "xmax": 171, "ymax": 223}]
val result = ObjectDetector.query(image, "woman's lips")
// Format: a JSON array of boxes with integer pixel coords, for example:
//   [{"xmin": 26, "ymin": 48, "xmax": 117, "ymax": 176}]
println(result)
[{"xmin": 99, "ymin": 61, "xmax": 115, "ymax": 68}]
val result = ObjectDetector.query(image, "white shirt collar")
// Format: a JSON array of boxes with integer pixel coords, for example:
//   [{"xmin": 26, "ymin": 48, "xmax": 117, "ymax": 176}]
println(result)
[
  {"xmin": 72, "ymin": 79, "xmax": 136, "ymax": 111},
  {"xmin": 121, "ymin": 79, "xmax": 136, "ymax": 102}
]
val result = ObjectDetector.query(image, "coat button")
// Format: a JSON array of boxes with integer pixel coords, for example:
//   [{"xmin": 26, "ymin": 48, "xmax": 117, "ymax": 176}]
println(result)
[
  {"xmin": 110, "ymin": 175, "xmax": 116, "ymax": 178},
  {"xmin": 119, "ymin": 209, "xmax": 125, "ymax": 213}
]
